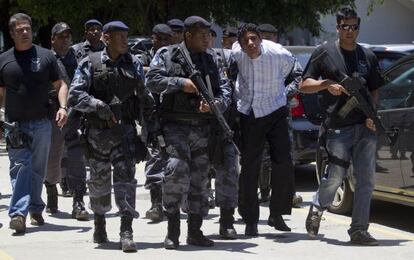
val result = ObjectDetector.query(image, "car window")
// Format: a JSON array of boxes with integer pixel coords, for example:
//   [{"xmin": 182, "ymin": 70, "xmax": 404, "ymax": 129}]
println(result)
[
  {"xmin": 295, "ymin": 53, "xmax": 312, "ymax": 69},
  {"xmin": 378, "ymin": 57, "xmax": 400, "ymax": 70},
  {"xmin": 379, "ymin": 61, "xmax": 414, "ymax": 110}
]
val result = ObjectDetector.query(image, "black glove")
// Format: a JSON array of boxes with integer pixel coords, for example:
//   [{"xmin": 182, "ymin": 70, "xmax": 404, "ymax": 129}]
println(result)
[{"xmin": 96, "ymin": 100, "xmax": 114, "ymax": 120}]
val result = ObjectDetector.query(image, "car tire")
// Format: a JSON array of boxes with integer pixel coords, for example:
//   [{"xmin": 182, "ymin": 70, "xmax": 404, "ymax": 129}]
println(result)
[
  {"xmin": 316, "ymin": 156, "xmax": 354, "ymax": 215},
  {"xmin": 328, "ymin": 178, "xmax": 353, "ymax": 214}
]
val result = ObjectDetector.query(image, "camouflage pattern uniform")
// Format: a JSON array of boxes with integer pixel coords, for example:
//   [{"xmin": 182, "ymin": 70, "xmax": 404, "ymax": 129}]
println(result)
[
  {"xmin": 146, "ymin": 43, "xmax": 231, "ymax": 217},
  {"xmin": 69, "ymin": 49, "xmax": 154, "ymax": 218},
  {"xmin": 146, "ymin": 42, "xmax": 231, "ymax": 251}
]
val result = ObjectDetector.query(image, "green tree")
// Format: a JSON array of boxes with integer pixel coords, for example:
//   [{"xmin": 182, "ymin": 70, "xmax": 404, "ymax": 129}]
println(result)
[{"xmin": 0, "ymin": 0, "xmax": 384, "ymax": 46}]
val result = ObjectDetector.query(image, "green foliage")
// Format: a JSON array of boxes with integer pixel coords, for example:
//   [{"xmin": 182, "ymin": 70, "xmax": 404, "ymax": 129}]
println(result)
[{"xmin": 2, "ymin": 0, "xmax": 386, "ymax": 39}]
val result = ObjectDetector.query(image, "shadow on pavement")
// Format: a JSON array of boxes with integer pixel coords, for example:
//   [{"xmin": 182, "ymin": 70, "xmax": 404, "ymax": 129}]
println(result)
[
  {"xmin": 319, "ymin": 234, "xmax": 410, "ymax": 247},
  {"xmin": 21, "ymin": 222, "xmax": 92, "ymax": 234},
  {"xmin": 262, "ymin": 232, "xmax": 410, "ymax": 247},
  {"xmin": 0, "ymin": 204, "xmax": 9, "ymax": 212},
  {"xmin": 370, "ymin": 200, "xmax": 414, "ymax": 233},
  {"xmin": 0, "ymin": 193, "xmax": 11, "ymax": 199},
  {"xmin": 178, "ymin": 240, "xmax": 257, "ymax": 253},
  {"xmin": 95, "ymin": 241, "xmax": 165, "ymax": 251}
]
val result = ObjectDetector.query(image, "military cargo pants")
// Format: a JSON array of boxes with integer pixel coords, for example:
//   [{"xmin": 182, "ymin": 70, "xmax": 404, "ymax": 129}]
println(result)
[
  {"xmin": 86, "ymin": 124, "xmax": 138, "ymax": 217},
  {"xmin": 162, "ymin": 122, "xmax": 210, "ymax": 217},
  {"xmin": 213, "ymin": 141, "xmax": 239, "ymax": 208}
]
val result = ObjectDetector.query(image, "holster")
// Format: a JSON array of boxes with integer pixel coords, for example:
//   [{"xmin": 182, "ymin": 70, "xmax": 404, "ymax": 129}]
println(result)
[{"xmin": 6, "ymin": 130, "xmax": 32, "ymax": 149}]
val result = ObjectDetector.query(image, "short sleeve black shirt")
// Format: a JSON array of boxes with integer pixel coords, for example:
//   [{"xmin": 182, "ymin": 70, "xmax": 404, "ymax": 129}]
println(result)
[
  {"xmin": 0, "ymin": 45, "xmax": 61, "ymax": 121},
  {"xmin": 302, "ymin": 41, "xmax": 383, "ymax": 128}
]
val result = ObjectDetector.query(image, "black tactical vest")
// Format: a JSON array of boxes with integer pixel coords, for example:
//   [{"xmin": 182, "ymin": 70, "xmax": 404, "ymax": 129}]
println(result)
[
  {"xmin": 88, "ymin": 51, "xmax": 143, "ymax": 121},
  {"xmin": 161, "ymin": 45, "xmax": 221, "ymax": 120}
]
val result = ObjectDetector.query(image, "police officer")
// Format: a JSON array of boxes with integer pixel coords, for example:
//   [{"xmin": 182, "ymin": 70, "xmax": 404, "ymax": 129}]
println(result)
[
  {"xmin": 72, "ymin": 19, "xmax": 105, "ymax": 63},
  {"xmin": 139, "ymin": 24, "xmax": 173, "ymax": 73},
  {"xmin": 167, "ymin": 18, "xmax": 184, "ymax": 44},
  {"xmin": 62, "ymin": 19, "xmax": 105, "ymax": 197},
  {"xmin": 49, "ymin": 22, "xmax": 89, "ymax": 220},
  {"xmin": 207, "ymin": 28, "xmax": 240, "ymax": 239},
  {"xmin": 141, "ymin": 23, "xmax": 173, "ymax": 223},
  {"xmin": 146, "ymin": 16, "xmax": 232, "ymax": 249},
  {"xmin": 43, "ymin": 22, "xmax": 74, "ymax": 214},
  {"xmin": 69, "ymin": 21, "xmax": 155, "ymax": 252},
  {"xmin": 221, "ymin": 26, "xmax": 238, "ymax": 49}
]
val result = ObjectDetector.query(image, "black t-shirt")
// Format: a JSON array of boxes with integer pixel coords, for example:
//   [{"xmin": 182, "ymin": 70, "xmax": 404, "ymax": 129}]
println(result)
[
  {"xmin": 303, "ymin": 41, "xmax": 383, "ymax": 128},
  {"xmin": 57, "ymin": 48, "xmax": 78, "ymax": 83},
  {"xmin": 0, "ymin": 45, "xmax": 61, "ymax": 121}
]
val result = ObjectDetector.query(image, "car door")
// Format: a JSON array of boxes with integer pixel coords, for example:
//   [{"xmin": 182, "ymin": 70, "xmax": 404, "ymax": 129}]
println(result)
[{"xmin": 376, "ymin": 58, "xmax": 414, "ymax": 195}]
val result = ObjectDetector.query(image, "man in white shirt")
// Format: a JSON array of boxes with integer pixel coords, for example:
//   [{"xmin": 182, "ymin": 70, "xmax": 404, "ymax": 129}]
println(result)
[{"xmin": 230, "ymin": 23, "xmax": 295, "ymax": 236}]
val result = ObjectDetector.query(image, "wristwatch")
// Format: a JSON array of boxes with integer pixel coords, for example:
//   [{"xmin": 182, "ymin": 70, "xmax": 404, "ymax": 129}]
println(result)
[{"xmin": 60, "ymin": 106, "xmax": 68, "ymax": 111}]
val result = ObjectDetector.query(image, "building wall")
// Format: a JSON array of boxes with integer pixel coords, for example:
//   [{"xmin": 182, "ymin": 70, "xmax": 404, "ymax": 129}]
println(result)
[{"xmin": 319, "ymin": 0, "xmax": 414, "ymax": 44}]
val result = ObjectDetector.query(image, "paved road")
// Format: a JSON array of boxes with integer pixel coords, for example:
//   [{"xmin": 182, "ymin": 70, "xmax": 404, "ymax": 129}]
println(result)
[{"xmin": 0, "ymin": 140, "xmax": 413, "ymax": 260}]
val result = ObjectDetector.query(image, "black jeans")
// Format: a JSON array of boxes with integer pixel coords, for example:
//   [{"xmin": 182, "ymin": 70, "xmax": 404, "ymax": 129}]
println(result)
[{"xmin": 238, "ymin": 106, "xmax": 294, "ymax": 224}]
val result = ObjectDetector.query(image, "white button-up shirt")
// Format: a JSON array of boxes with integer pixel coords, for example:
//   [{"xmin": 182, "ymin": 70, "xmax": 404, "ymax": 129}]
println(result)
[{"xmin": 231, "ymin": 40, "xmax": 294, "ymax": 118}]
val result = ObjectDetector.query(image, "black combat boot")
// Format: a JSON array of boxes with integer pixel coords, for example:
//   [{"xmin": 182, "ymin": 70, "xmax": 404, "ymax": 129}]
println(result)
[
  {"xmin": 60, "ymin": 177, "xmax": 73, "ymax": 197},
  {"xmin": 93, "ymin": 214, "xmax": 108, "ymax": 243},
  {"xmin": 186, "ymin": 214, "xmax": 214, "ymax": 247},
  {"xmin": 145, "ymin": 187, "xmax": 164, "ymax": 222},
  {"xmin": 164, "ymin": 211, "xmax": 180, "ymax": 249},
  {"xmin": 72, "ymin": 195, "xmax": 89, "ymax": 221},
  {"xmin": 119, "ymin": 216, "xmax": 137, "ymax": 252},
  {"xmin": 219, "ymin": 207, "xmax": 237, "ymax": 239},
  {"xmin": 45, "ymin": 182, "xmax": 58, "ymax": 214}
]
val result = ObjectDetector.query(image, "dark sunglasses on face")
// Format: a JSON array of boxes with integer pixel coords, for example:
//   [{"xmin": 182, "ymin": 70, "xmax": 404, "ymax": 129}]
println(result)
[{"xmin": 338, "ymin": 24, "xmax": 359, "ymax": 31}]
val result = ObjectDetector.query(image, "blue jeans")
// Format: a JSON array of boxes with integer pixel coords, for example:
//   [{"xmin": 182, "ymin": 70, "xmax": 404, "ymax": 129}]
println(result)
[
  {"xmin": 7, "ymin": 119, "xmax": 52, "ymax": 218},
  {"xmin": 313, "ymin": 123, "xmax": 377, "ymax": 234}
]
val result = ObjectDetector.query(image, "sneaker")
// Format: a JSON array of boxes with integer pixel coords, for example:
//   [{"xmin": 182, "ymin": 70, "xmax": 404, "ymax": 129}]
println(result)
[
  {"xmin": 30, "ymin": 213, "xmax": 45, "ymax": 226},
  {"xmin": 350, "ymin": 230, "xmax": 379, "ymax": 246},
  {"xmin": 305, "ymin": 205, "xmax": 322, "ymax": 238},
  {"xmin": 9, "ymin": 215, "xmax": 26, "ymax": 233}
]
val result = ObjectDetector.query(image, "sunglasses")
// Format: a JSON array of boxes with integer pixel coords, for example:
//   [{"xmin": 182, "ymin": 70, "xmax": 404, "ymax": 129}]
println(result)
[{"xmin": 338, "ymin": 24, "xmax": 359, "ymax": 31}]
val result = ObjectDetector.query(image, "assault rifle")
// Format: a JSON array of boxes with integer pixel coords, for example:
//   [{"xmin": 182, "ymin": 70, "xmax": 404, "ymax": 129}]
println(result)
[
  {"xmin": 312, "ymin": 50, "xmax": 399, "ymax": 145},
  {"xmin": 171, "ymin": 47, "xmax": 240, "ymax": 154}
]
